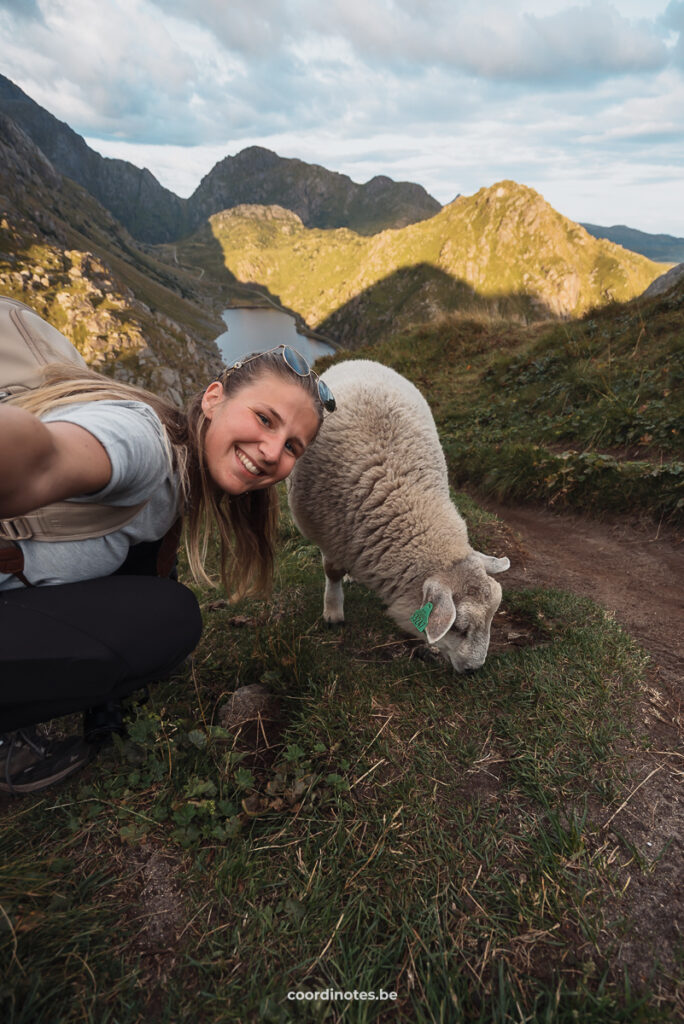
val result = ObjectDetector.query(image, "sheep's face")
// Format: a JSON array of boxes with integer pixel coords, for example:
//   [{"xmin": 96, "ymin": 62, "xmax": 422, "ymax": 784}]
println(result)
[
  {"xmin": 393, "ymin": 552, "xmax": 509, "ymax": 673},
  {"xmin": 431, "ymin": 574, "xmax": 503, "ymax": 672}
]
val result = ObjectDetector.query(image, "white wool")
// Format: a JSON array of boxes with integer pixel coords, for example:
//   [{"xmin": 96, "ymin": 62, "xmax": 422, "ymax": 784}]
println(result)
[{"xmin": 288, "ymin": 359, "xmax": 509, "ymax": 672}]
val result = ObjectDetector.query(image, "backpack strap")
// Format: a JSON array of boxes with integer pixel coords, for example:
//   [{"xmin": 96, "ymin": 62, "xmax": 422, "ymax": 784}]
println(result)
[
  {"xmin": 0, "ymin": 539, "xmax": 33, "ymax": 587},
  {"xmin": 156, "ymin": 517, "xmax": 183, "ymax": 578},
  {"xmin": 0, "ymin": 500, "xmax": 147, "ymax": 543},
  {"xmin": 0, "ymin": 517, "xmax": 183, "ymax": 587}
]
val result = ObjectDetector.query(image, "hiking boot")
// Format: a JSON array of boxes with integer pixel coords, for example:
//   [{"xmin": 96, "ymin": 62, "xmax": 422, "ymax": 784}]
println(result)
[
  {"xmin": 83, "ymin": 701, "xmax": 126, "ymax": 745},
  {"xmin": 0, "ymin": 727, "xmax": 93, "ymax": 795}
]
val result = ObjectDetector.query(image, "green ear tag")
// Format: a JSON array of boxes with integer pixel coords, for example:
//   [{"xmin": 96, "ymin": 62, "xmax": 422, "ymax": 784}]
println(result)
[{"xmin": 410, "ymin": 602, "xmax": 433, "ymax": 633}]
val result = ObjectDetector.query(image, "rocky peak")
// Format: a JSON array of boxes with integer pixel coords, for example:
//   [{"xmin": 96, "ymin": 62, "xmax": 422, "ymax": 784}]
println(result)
[
  {"xmin": 214, "ymin": 204, "xmax": 304, "ymax": 225},
  {"xmin": 0, "ymin": 74, "xmax": 186, "ymax": 244},
  {"xmin": 0, "ymin": 74, "xmax": 442, "ymax": 242}
]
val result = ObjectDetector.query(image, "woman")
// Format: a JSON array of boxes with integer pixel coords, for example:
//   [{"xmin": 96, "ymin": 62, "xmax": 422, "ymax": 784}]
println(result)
[{"xmin": 0, "ymin": 346, "xmax": 335, "ymax": 793}]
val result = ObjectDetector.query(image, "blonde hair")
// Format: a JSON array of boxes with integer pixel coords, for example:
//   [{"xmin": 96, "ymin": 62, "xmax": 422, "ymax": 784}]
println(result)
[{"xmin": 10, "ymin": 356, "xmax": 324, "ymax": 599}]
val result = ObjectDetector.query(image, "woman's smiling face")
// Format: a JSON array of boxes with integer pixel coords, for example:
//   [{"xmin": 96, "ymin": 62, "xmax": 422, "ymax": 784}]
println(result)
[{"xmin": 201, "ymin": 372, "xmax": 320, "ymax": 495}]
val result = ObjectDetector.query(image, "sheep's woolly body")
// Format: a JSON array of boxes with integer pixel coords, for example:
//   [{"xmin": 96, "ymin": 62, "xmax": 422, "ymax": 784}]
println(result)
[{"xmin": 288, "ymin": 360, "xmax": 470, "ymax": 605}]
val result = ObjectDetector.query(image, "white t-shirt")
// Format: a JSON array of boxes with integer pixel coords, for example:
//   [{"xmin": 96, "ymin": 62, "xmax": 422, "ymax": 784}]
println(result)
[{"xmin": 0, "ymin": 400, "xmax": 181, "ymax": 590}]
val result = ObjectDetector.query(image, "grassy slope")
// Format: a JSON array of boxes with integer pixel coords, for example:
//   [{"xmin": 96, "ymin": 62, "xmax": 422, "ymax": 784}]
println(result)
[
  {"xmin": 0, "ymin": 502, "xmax": 663, "ymax": 1023},
  {"xmin": 332, "ymin": 282, "xmax": 683, "ymax": 525},
  {"xmin": 199, "ymin": 182, "xmax": 668, "ymax": 344},
  {"xmin": 2, "ymin": 290, "xmax": 681, "ymax": 1019},
  {"xmin": 1, "ymin": 162, "xmax": 224, "ymax": 344}
]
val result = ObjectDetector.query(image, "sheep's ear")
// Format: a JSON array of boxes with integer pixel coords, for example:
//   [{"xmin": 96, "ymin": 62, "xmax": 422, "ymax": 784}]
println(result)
[
  {"xmin": 472, "ymin": 551, "xmax": 510, "ymax": 574},
  {"xmin": 422, "ymin": 579, "xmax": 456, "ymax": 644}
]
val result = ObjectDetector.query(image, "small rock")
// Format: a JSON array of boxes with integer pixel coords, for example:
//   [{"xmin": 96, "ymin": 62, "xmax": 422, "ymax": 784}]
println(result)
[{"xmin": 218, "ymin": 684, "xmax": 281, "ymax": 733}]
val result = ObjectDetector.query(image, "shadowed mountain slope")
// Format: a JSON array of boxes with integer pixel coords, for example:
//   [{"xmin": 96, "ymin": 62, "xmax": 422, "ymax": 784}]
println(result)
[
  {"xmin": 199, "ymin": 183, "xmax": 666, "ymax": 346},
  {"xmin": 0, "ymin": 74, "xmax": 187, "ymax": 244},
  {"xmin": 187, "ymin": 146, "xmax": 441, "ymax": 236},
  {"xmin": 0, "ymin": 112, "xmax": 222, "ymax": 400}
]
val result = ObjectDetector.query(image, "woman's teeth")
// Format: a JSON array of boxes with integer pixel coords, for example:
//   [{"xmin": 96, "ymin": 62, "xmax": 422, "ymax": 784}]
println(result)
[{"xmin": 236, "ymin": 448, "xmax": 262, "ymax": 475}]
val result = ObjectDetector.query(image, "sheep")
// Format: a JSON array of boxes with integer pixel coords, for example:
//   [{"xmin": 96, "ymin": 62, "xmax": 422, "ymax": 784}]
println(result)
[{"xmin": 287, "ymin": 359, "xmax": 510, "ymax": 673}]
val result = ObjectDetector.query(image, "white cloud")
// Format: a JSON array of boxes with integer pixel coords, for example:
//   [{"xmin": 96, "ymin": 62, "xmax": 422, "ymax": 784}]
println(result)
[
  {"xmin": 298, "ymin": 0, "xmax": 672, "ymax": 81},
  {"xmin": 1, "ymin": 0, "xmax": 250, "ymax": 143},
  {"xmin": 1, "ymin": 0, "xmax": 683, "ymax": 233}
]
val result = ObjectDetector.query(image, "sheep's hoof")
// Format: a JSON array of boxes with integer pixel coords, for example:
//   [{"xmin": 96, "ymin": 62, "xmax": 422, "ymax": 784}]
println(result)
[{"xmin": 323, "ymin": 617, "xmax": 345, "ymax": 629}]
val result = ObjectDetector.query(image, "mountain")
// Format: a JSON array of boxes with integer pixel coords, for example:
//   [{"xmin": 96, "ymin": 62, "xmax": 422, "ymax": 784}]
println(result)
[
  {"xmin": 197, "ymin": 183, "xmax": 667, "ymax": 348},
  {"xmin": 0, "ymin": 76, "xmax": 441, "ymax": 242},
  {"xmin": 0, "ymin": 112, "xmax": 222, "ymax": 401},
  {"xmin": 0, "ymin": 74, "xmax": 187, "ymax": 244},
  {"xmin": 0, "ymin": 73, "xmax": 669, "ymax": 360},
  {"xmin": 641, "ymin": 262, "xmax": 684, "ymax": 299},
  {"xmin": 581, "ymin": 223, "xmax": 684, "ymax": 264},
  {"xmin": 186, "ymin": 147, "xmax": 441, "ymax": 236}
]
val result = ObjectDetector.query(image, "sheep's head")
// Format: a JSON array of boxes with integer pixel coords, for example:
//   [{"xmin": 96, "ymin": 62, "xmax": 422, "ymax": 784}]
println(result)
[{"xmin": 398, "ymin": 552, "xmax": 510, "ymax": 673}]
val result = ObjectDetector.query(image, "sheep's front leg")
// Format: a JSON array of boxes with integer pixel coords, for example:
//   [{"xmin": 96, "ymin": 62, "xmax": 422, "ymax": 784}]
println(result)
[{"xmin": 323, "ymin": 557, "xmax": 346, "ymax": 623}]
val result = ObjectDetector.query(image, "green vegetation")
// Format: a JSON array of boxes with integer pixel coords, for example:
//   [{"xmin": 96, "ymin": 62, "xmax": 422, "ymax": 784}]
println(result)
[
  {"xmin": 2, "ymin": 282, "xmax": 681, "ymax": 1014},
  {"xmin": 1, "ymin": 101, "xmax": 681, "ymax": 1022},
  {"xmin": 2, "ymin": 495, "xmax": 674, "ymax": 1022},
  {"xmin": 196, "ymin": 182, "xmax": 668, "ymax": 349},
  {"xmin": 343, "ymin": 282, "xmax": 683, "ymax": 525}
]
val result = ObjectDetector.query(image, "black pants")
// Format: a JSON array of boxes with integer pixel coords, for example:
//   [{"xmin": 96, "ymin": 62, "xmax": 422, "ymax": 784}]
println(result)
[{"xmin": 0, "ymin": 576, "xmax": 202, "ymax": 732}]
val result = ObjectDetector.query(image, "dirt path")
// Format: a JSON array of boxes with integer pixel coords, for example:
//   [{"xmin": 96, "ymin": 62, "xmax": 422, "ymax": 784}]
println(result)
[
  {"xmin": 481, "ymin": 499, "xmax": 684, "ymax": 696},
  {"xmin": 478, "ymin": 498, "xmax": 683, "ymax": 1001}
]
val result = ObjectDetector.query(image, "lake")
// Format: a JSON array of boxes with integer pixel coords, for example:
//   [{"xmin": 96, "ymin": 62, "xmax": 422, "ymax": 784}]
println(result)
[{"xmin": 214, "ymin": 308, "xmax": 335, "ymax": 366}]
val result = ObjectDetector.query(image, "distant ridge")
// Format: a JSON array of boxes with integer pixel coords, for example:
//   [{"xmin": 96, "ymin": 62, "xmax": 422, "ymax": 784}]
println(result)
[
  {"xmin": 0, "ymin": 75, "xmax": 441, "ymax": 243},
  {"xmin": 581, "ymin": 223, "xmax": 684, "ymax": 264},
  {"xmin": 189, "ymin": 146, "xmax": 441, "ymax": 236},
  {"xmin": 5, "ymin": 74, "xmax": 681, "ymax": 258},
  {"xmin": 0, "ymin": 74, "xmax": 186, "ymax": 243}
]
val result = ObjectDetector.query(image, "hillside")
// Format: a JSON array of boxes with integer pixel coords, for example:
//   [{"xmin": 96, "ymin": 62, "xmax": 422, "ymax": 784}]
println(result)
[
  {"xmin": 641, "ymin": 262, "xmax": 684, "ymax": 298},
  {"xmin": 582, "ymin": 222, "xmax": 684, "ymax": 263},
  {"xmin": 316, "ymin": 268, "xmax": 683, "ymax": 523},
  {"xmin": 198, "ymin": 183, "xmax": 667, "ymax": 348},
  {"xmin": 0, "ymin": 74, "xmax": 187, "ymax": 244},
  {"xmin": 0, "ymin": 76, "xmax": 441, "ymax": 242},
  {"xmin": 188, "ymin": 146, "xmax": 441, "ymax": 236},
  {"xmin": 0, "ymin": 113, "xmax": 223, "ymax": 402}
]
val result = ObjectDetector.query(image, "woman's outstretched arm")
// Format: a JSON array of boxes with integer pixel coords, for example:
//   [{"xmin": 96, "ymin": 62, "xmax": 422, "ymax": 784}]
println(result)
[{"xmin": 0, "ymin": 405, "xmax": 111, "ymax": 517}]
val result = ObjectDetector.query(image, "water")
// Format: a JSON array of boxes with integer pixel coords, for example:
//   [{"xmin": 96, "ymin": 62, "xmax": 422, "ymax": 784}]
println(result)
[{"xmin": 214, "ymin": 307, "xmax": 334, "ymax": 366}]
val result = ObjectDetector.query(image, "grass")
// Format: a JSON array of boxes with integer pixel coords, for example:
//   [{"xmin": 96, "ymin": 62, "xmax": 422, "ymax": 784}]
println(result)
[
  {"xmin": 330, "ymin": 283, "xmax": 684, "ymax": 525},
  {"xmin": 1, "ymin": 278, "xmax": 682, "ymax": 1019},
  {"xmin": 0, "ymin": 491, "xmax": 677, "ymax": 1022},
  {"xmin": 199, "ymin": 182, "xmax": 666, "ymax": 349}
]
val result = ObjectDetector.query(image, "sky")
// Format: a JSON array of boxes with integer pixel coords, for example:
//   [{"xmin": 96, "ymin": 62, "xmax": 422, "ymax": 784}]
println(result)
[{"xmin": 1, "ymin": 0, "xmax": 683, "ymax": 235}]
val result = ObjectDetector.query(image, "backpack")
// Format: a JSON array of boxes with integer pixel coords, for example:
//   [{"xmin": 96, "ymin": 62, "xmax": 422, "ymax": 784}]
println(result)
[
  {"xmin": 0, "ymin": 296, "xmax": 178, "ymax": 585},
  {"xmin": 0, "ymin": 294, "xmax": 89, "ymax": 399}
]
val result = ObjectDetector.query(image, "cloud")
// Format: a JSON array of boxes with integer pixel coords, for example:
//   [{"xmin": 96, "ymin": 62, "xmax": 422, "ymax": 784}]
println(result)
[
  {"xmin": 0, "ymin": 0, "xmax": 683, "ymax": 232},
  {"xmin": 0, "ymin": 0, "xmax": 43, "ymax": 18},
  {"xmin": 1, "ymin": 0, "xmax": 680, "ymax": 144},
  {"xmin": 154, "ymin": 0, "xmax": 293, "ymax": 56},
  {"xmin": 1, "ymin": 0, "xmax": 256, "ymax": 143},
  {"xmin": 297, "ymin": 0, "xmax": 673, "ymax": 82},
  {"xmin": 662, "ymin": 0, "xmax": 684, "ymax": 64}
]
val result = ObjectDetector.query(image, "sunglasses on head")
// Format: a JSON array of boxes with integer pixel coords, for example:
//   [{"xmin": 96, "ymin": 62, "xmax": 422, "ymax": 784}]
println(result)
[{"xmin": 223, "ymin": 345, "xmax": 336, "ymax": 412}]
